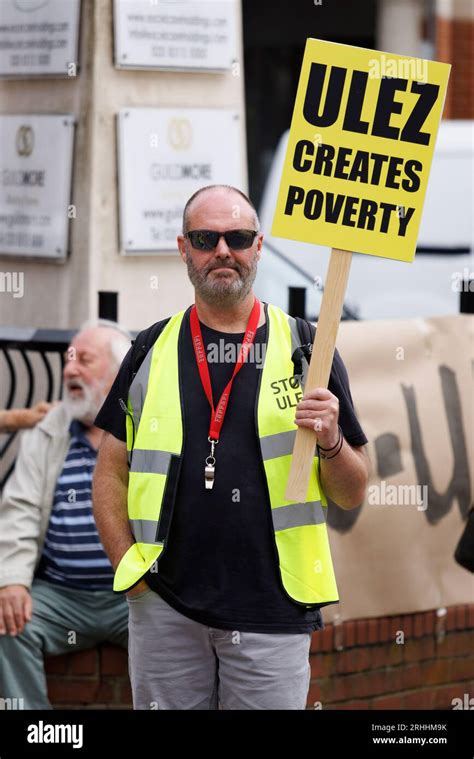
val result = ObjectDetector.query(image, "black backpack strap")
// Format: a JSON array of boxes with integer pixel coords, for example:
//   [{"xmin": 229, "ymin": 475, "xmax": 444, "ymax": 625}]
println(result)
[
  {"xmin": 291, "ymin": 316, "xmax": 315, "ymax": 377},
  {"xmin": 295, "ymin": 316, "xmax": 314, "ymax": 358},
  {"xmin": 128, "ymin": 317, "xmax": 172, "ymax": 385}
]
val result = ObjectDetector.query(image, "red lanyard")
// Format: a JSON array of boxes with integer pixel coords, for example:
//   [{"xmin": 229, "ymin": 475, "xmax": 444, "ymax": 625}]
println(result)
[{"xmin": 190, "ymin": 297, "xmax": 261, "ymax": 441}]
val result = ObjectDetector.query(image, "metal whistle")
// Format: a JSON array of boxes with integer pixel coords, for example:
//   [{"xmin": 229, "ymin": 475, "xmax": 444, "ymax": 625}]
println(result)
[
  {"xmin": 204, "ymin": 463, "xmax": 215, "ymax": 490},
  {"xmin": 204, "ymin": 437, "xmax": 218, "ymax": 490}
]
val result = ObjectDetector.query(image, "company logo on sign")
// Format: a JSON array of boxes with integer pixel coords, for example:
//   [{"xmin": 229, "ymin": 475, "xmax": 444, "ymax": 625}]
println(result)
[
  {"xmin": 16, "ymin": 125, "xmax": 34, "ymax": 157},
  {"xmin": 168, "ymin": 119, "xmax": 192, "ymax": 151}
]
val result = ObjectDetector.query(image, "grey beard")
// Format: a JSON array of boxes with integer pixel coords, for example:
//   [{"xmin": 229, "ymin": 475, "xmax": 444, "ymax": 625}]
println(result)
[
  {"xmin": 185, "ymin": 250, "xmax": 258, "ymax": 307},
  {"xmin": 62, "ymin": 381, "xmax": 105, "ymax": 425}
]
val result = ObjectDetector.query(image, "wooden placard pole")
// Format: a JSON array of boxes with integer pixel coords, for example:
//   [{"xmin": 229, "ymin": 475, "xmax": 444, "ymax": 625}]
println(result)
[{"xmin": 284, "ymin": 247, "xmax": 353, "ymax": 502}]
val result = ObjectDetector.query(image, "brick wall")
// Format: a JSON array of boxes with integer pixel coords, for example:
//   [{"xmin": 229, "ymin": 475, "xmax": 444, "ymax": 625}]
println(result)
[
  {"xmin": 45, "ymin": 604, "xmax": 474, "ymax": 709},
  {"xmin": 436, "ymin": 16, "xmax": 474, "ymax": 118},
  {"xmin": 308, "ymin": 604, "xmax": 474, "ymax": 710},
  {"xmin": 45, "ymin": 646, "xmax": 132, "ymax": 709}
]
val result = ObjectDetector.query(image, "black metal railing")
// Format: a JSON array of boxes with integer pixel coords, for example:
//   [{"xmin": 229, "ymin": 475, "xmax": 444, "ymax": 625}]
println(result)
[{"xmin": 0, "ymin": 328, "xmax": 75, "ymax": 490}]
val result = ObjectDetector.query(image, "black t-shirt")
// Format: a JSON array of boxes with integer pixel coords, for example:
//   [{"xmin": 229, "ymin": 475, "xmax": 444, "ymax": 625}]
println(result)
[{"xmin": 95, "ymin": 309, "xmax": 368, "ymax": 634}]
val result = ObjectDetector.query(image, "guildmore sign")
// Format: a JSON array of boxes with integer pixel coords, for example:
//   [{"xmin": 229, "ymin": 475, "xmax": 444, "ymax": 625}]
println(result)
[
  {"xmin": 0, "ymin": 115, "xmax": 75, "ymax": 259},
  {"xmin": 117, "ymin": 107, "xmax": 243, "ymax": 254}
]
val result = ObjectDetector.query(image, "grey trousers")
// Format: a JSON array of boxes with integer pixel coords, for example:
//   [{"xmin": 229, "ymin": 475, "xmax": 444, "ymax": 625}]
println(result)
[
  {"xmin": 0, "ymin": 578, "xmax": 128, "ymax": 709},
  {"xmin": 127, "ymin": 588, "xmax": 312, "ymax": 710}
]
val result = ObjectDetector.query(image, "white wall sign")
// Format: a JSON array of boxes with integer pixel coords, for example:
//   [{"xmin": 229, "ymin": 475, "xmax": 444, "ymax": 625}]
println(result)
[
  {"xmin": 0, "ymin": 115, "xmax": 75, "ymax": 259},
  {"xmin": 114, "ymin": 0, "xmax": 236, "ymax": 71},
  {"xmin": 0, "ymin": 0, "xmax": 81, "ymax": 78},
  {"xmin": 117, "ymin": 107, "xmax": 243, "ymax": 254}
]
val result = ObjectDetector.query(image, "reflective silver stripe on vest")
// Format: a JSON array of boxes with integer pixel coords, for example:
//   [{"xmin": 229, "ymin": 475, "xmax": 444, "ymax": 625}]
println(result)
[
  {"xmin": 128, "ymin": 345, "xmax": 154, "ymax": 432},
  {"xmin": 261, "ymin": 430, "xmax": 296, "ymax": 460},
  {"xmin": 130, "ymin": 449, "xmax": 171, "ymax": 474},
  {"xmin": 129, "ymin": 519, "xmax": 164, "ymax": 545},
  {"xmin": 272, "ymin": 500, "xmax": 325, "ymax": 531}
]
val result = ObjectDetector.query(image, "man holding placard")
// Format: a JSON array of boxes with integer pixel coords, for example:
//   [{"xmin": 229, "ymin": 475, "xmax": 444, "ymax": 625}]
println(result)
[{"xmin": 93, "ymin": 184, "xmax": 369, "ymax": 710}]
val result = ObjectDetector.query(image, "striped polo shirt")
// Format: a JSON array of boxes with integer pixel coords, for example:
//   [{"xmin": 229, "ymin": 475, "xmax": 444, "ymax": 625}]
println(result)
[{"xmin": 36, "ymin": 420, "xmax": 114, "ymax": 590}]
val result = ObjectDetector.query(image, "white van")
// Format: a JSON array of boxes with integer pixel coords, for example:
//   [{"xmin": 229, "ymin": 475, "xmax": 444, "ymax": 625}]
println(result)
[{"xmin": 256, "ymin": 120, "xmax": 473, "ymax": 320}]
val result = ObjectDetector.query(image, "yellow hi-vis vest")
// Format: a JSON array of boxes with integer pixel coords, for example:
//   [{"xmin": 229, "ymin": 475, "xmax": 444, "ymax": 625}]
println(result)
[{"xmin": 114, "ymin": 303, "xmax": 339, "ymax": 607}]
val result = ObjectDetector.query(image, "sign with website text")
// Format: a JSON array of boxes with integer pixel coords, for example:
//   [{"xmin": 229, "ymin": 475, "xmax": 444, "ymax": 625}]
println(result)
[
  {"xmin": 114, "ymin": 0, "xmax": 237, "ymax": 72},
  {"xmin": 0, "ymin": 0, "xmax": 81, "ymax": 78},
  {"xmin": 272, "ymin": 39, "xmax": 450, "ymax": 262}
]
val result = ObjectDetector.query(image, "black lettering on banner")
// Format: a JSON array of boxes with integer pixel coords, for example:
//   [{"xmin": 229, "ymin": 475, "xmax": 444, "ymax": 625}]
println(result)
[
  {"xmin": 398, "ymin": 207, "xmax": 415, "ymax": 236},
  {"xmin": 401, "ymin": 81, "xmax": 439, "ymax": 145},
  {"xmin": 285, "ymin": 58, "xmax": 437, "ymax": 241},
  {"xmin": 326, "ymin": 193, "xmax": 345, "ymax": 223},
  {"xmin": 369, "ymin": 153, "xmax": 390, "ymax": 185},
  {"xmin": 356, "ymin": 199, "xmax": 378, "ymax": 231},
  {"xmin": 305, "ymin": 190, "xmax": 324, "ymax": 220},
  {"xmin": 293, "ymin": 139, "xmax": 314, "ymax": 171},
  {"xmin": 303, "ymin": 63, "xmax": 346, "ymax": 127},
  {"xmin": 284, "ymin": 184, "xmax": 416, "ymax": 237},
  {"xmin": 291, "ymin": 142, "xmax": 419, "ymax": 193},
  {"xmin": 314, "ymin": 144, "xmax": 335, "ymax": 175},
  {"xmin": 302, "ymin": 63, "xmax": 438, "ymax": 146},
  {"xmin": 347, "ymin": 151, "xmax": 369, "ymax": 184},
  {"xmin": 372, "ymin": 77, "xmax": 408, "ymax": 140},
  {"xmin": 284, "ymin": 185, "xmax": 305, "ymax": 215},
  {"xmin": 379, "ymin": 202, "xmax": 398, "ymax": 233},
  {"xmin": 402, "ymin": 159, "xmax": 422, "ymax": 192},
  {"xmin": 341, "ymin": 196, "xmax": 359, "ymax": 227},
  {"xmin": 385, "ymin": 156, "xmax": 404, "ymax": 189},
  {"xmin": 342, "ymin": 70, "xmax": 370, "ymax": 135},
  {"xmin": 334, "ymin": 147, "xmax": 353, "ymax": 179}
]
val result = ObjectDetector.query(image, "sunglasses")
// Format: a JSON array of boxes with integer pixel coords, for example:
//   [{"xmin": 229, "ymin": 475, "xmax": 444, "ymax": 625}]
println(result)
[{"xmin": 185, "ymin": 229, "xmax": 258, "ymax": 251}]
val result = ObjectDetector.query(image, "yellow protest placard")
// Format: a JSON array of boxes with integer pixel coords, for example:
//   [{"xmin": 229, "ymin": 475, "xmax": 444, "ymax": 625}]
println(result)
[
  {"xmin": 272, "ymin": 39, "xmax": 451, "ymax": 262},
  {"xmin": 271, "ymin": 39, "xmax": 450, "ymax": 502}
]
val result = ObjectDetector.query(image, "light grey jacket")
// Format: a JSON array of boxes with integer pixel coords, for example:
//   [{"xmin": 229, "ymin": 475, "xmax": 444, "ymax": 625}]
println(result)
[{"xmin": 0, "ymin": 403, "xmax": 72, "ymax": 589}]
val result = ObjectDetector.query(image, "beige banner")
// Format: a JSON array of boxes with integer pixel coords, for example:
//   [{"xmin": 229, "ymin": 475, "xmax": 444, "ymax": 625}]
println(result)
[{"xmin": 322, "ymin": 314, "xmax": 473, "ymax": 623}]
